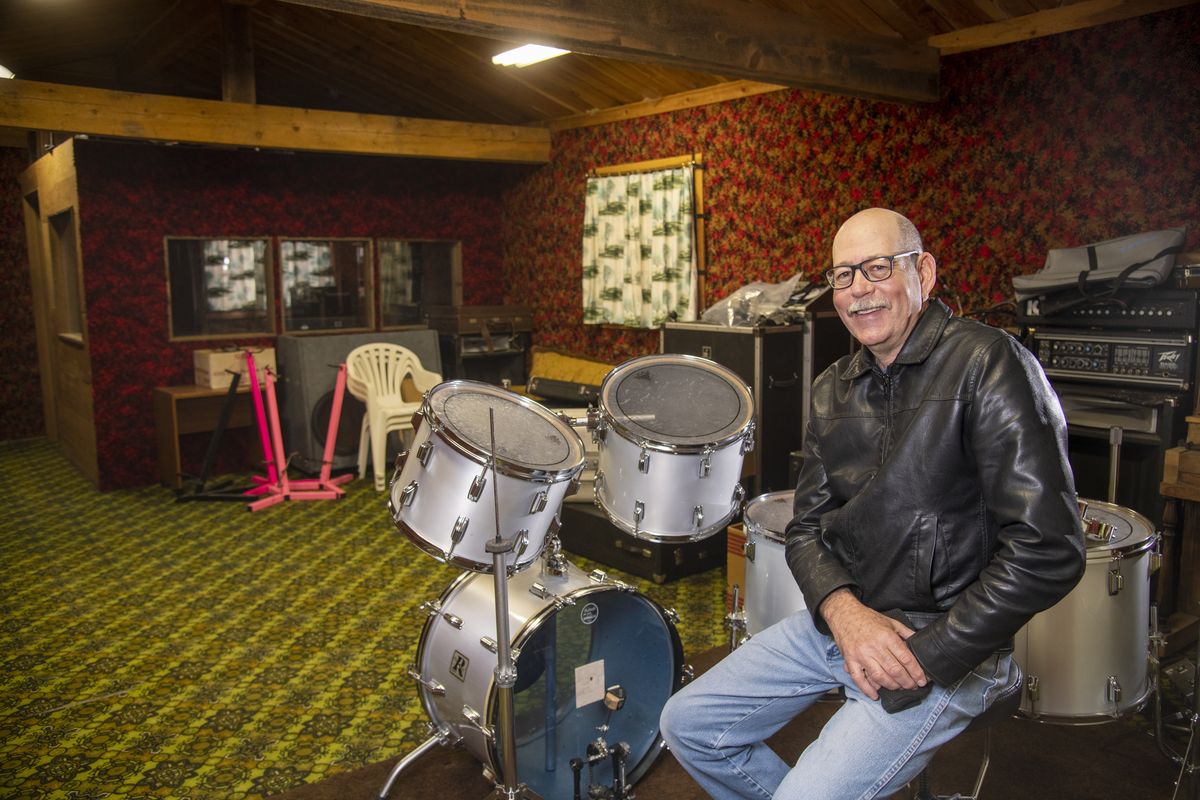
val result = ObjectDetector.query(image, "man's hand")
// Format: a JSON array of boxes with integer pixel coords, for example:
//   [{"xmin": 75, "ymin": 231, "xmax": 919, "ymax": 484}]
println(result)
[{"xmin": 819, "ymin": 589, "xmax": 927, "ymax": 701}]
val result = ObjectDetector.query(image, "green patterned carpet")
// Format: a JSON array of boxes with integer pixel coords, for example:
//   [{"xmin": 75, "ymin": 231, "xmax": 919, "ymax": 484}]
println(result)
[{"xmin": 0, "ymin": 438, "xmax": 727, "ymax": 799}]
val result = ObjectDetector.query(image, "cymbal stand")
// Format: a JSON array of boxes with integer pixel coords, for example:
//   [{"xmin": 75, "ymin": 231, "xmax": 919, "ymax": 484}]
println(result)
[
  {"xmin": 1156, "ymin": 600, "xmax": 1200, "ymax": 800},
  {"xmin": 725, "ymin": 584, "xmax": 747, "ymax": 652},
  {"xmin": 484, "ymin": 408, "xmax": 541, "ymax": 800}
]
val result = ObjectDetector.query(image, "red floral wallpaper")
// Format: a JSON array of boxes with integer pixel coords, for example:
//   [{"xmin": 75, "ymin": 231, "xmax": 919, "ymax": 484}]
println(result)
[
  {"xmin": 3, "ymin": 7, "xmax": 1197, "ymax": 488},
  {"xmin": 503, "ymin": 7, "xmax": 1200, "ymax": 360},
  {"xmin": 0, "ymin": 147, "xmax": 42, "ymax": 440},
  {"xmin": 70, "ymin": 139, "xmax": 527, "ymax": 489}
]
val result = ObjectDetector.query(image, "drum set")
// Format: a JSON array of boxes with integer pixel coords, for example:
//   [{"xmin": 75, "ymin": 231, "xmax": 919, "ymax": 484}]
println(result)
[
  {"xmin": 379, "ymin": 348, "xmax": 1180, "ymax": 799},
  {"xmin": 379, "ymin": 354, "xmax": 755, "ymax": 800}
]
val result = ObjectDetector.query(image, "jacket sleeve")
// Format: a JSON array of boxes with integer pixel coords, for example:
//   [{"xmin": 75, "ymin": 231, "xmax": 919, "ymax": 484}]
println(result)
[
  {"xmin": 784, "ymin": 406, "xmax": 857, "ymax": 636},
  {"xmin": 906, "ymin": 335, "xmax": 1086, "ymax": 685}
]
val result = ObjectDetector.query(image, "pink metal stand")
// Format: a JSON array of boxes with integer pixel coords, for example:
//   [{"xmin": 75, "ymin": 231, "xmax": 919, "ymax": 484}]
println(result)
[
  {"xmin": 247, "ymin": 361, "xmax": 354, "ymax": 512},
  {"xmin": 243, "ymin": 352, "xmax": 279, "ymax": 497}
]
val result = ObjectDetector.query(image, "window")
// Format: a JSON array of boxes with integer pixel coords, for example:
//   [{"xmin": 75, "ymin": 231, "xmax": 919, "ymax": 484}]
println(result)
[
  {"xmin": 581, "ymin": 153, "xmax": 705, "ymax": 329},
  {"xmin": 280, "ymin": 238, "xmax": 372, "ymax": 332},
  {"xmin": 378, "ymin": 239, "xmax": 461, "ymax": 327},
  {"xmin": 165, "ymin": 237, "xmax": 273, "ymax": 339}
]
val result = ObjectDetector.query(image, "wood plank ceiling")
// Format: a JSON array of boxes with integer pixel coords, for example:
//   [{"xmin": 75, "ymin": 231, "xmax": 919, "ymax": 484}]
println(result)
[{"xmin": 0, "ymin": 0, "xmax": 1194, "ymax": 156}]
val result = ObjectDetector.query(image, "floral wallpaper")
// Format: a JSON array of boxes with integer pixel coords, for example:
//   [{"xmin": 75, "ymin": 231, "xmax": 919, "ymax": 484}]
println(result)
[
  {"xmin": 0, "ymin": 147, "xmax": 41, "ymax": 440},
  {"xmin": 3, "ymin": 7, "xmax": 1197, "ymax": 488},
  {"xmin": 503, "ymin": 7, "xmax": 1200, "ymax": 361},
  {"xmin": 69, "ymin": 139, "xmax": 528, "ymax": 489}
]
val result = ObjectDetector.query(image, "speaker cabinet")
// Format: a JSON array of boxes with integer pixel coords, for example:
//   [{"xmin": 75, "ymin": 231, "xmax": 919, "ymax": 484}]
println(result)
[{"xmin": 275, "ymin": 330, "xmax": 442, "ymax": 473}]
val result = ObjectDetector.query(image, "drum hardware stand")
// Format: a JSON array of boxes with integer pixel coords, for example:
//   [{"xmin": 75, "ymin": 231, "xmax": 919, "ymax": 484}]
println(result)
[
  {"xmin": 1107, "ymin": 425, "xmax": 1123, "ymax": 503},
  {"xmin": 569, "ymin": 686, "xmax": 635, "ymax": 800},
  {"xmin": 175, "ymin": 369, "xmax": 260, "ymax": 502},
  {"xmin": 246, "ymin": 361, "xmax": 353, "ymax": 511},
  {"xmin": 725, "ymin": 583, "xmax": 747, "ymax": 652},
  {"xmin": 482, "ymin": 407, "xmax": 541, "ymax": 800},
  {"xmin": 1151, "ymin": 600, "xmax": 1200, "ymax": 800}
]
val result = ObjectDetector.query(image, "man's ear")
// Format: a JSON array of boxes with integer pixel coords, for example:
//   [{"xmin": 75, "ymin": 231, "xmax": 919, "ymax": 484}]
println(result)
[{"xmin": 917, "ymin": 252, "xmax": 937, "ymax": 300}]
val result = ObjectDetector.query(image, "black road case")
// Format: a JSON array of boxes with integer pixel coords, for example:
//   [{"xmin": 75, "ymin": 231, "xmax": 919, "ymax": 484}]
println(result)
[{"xmin": 661, "ymin": 283, "xmax": 853, "ymax": 494}]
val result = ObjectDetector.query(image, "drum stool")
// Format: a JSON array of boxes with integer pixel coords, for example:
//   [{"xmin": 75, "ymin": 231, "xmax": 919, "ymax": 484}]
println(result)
[{"xmin": 911, "ymin": 678, "xmax": 1022, "ymax": 800}]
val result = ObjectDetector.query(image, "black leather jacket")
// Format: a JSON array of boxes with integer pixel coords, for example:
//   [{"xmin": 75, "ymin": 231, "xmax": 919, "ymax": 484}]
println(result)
[{"xmin": 785, "ymin": 299, "xmax": 1085, "ymax": 686}]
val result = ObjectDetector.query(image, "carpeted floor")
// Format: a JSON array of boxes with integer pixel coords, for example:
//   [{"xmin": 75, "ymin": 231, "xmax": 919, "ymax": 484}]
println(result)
[
  {"xmin": 1, "ymin": 437, "xmax": 1195, "ymax": 799},
  {"xmin": 0, "ymin": 437, "xmax": 725, "ymax": 799},
  {"xmin": 273, "ymin": 647, "xmax": 1185, "ymax": 800}
]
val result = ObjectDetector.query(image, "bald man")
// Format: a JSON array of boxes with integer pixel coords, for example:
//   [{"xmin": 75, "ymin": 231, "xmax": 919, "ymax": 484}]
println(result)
[{"xmin": 660, "ymin": 209, "xmax": 1084, "ymax": 799}]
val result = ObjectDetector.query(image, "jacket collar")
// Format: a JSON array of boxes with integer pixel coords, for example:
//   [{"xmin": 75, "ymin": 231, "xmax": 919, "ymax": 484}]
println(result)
[{"xmin": 841, "ymin": 298, "xmax": 953, "ymax": 380}]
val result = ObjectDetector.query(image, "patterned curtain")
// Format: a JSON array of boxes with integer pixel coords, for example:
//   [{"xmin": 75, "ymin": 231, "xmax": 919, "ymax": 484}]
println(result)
[{"xmin": 581, "ymin": 165, "xmax": 697, "ymax": 328}]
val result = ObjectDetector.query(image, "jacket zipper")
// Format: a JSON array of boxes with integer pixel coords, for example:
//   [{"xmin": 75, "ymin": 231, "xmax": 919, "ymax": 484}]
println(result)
[{"xmin": 881, "ymin": 371, "xmax": 894, "ymax": 462}]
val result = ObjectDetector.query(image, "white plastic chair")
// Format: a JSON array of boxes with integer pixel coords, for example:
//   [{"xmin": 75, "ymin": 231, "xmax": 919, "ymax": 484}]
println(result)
[{"xmin": 345, "ymin": 343, "xmax": 442, "ymax": 491}]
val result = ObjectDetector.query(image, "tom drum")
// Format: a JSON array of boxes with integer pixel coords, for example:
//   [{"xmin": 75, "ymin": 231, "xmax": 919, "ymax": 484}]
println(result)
[
  {"xmin": 742, "ymin": 491, "xmax": 807, "ymax": 636},
  {"xmin": 1014, "ymin": 499, "xmax": 1157, "ymax": 723},
  {"xmin": 389, "ymin": 380, "xmax": 584, "ymax": 573},
  {"xmin": 592, "ymin": 354, "xmax": 754, "ymax": 542}
]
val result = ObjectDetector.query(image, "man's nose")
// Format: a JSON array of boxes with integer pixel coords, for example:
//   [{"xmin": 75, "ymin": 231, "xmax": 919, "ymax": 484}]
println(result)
[{"xmin": 848, "ymin": 267, "xmax": 875, "ymax": 294}]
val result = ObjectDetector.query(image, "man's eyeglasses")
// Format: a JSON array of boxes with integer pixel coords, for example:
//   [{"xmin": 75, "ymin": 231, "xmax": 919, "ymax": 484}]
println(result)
[{"xmin": 824, "ymin": 250, "xmax": 920, "ymax": 290}]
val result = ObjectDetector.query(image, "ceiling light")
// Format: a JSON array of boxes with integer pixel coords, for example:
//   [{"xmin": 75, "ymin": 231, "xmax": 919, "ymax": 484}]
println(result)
[
  {"xmin": 492, "ymin": 44, "xmax": 569, "ymax": 68},
  {"xmin": 0, "ymin": 65, "xmax": 14, "ymax": 80}
]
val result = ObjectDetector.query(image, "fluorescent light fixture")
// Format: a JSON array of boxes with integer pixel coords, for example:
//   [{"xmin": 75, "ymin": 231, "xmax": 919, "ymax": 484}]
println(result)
[
  {"xmin": 0, "ymin": 65, "xmax": 14, "ymax": 80},
  {"xmin": 492, "ymin": 44, "xmax": 569, "ymax": 68}
]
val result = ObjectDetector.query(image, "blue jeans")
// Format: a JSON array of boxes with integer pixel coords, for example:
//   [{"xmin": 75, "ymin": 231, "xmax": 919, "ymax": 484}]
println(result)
[{"xmin": 659, "ymin": 610, "xmax": 1019, "ymax": 800}]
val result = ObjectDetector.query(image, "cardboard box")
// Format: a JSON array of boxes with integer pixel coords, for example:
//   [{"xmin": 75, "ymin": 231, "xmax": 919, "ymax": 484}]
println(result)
[
  {"xmin": 194, "ymin": 347, "xmax": 276, "ymax": 389},
  {"xmin": 726, "ymin": 522, "xmax": 746, "ymax": 613}
]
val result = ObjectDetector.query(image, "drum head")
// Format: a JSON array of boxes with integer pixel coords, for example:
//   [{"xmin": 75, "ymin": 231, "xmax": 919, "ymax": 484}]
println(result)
[
  {"xmin": 601, "ymin": 354, "xmax": 753, "ymax": 448},
  {"xmin": 744, "ymin": 491, "xmax": 794, "ymax": 544},
  {"xmin": 427, "ymin": 381, "xmax": 584, "ymax": 478}
]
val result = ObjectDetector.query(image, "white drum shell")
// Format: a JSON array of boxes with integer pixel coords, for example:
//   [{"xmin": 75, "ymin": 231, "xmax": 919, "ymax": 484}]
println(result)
[
  {"xmin": 744, "ymin": 530, "xmax": 807, "ymax": 636},
  {"xmin": 596, "ymin": 430, "xmax": 745, "ymax": 541},
  {"xmin": 1014, "ymin": 500, "xmax": 1155, "ymax": 723},
  {"xmin": 390, "ymin": 419, "xmax": 574, "ymax": 573},
  {"xmin": 413, "ymin": 561, "xmax": 683, "ymax": 798}
]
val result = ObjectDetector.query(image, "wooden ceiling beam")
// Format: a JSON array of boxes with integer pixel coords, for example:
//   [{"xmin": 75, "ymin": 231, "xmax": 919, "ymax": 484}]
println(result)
[
  {"xmin": 117, "ymin": 0, "xmax": 219, "ymax": 82},
  {"xmin": 550, "ymin": 79, "xmax": 788, "ymax": 131},
  {"xmin": 0, "ymin": 79, "xmax": 550, "ymax": 163},
  {"xmin": 278, "ymin": 0, "xmax": 940, "ymax": 103},
  {"xmin": 928, "ymin": 0, "xmax": 1197, "ymax": 54}
]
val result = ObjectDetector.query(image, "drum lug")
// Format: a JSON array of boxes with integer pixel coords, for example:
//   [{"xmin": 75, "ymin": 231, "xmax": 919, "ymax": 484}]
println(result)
[
  {"xmin": 680, "ymin": 663, "xmax": 695, "ymax": 685},
  {"xmin": 478, "ymin": 636, "xmax": 519, "ymax": 660},
  {"xmin": 445, "ymin": 515, "xmax": 469, "ymax": 562},
  {"xmin": 744, "ymin": 540, "xmax": 756, "ymax": 563},
  {"xmin": 419, "ymin": 599, "xmax": 441, "ymax": 617},
  {"xmin": 699, "ymin": 445, "xmax": 714, "ymax": 478},
  {"xmin": 462, "ymin": 705, "xmax": 494, "ymax": 740},
  {"xmin": 407, "ymin": 668, "xmax": 446, "ymax": 697},
  {"xmin": 1106, "ymin": 675, "xmax": 1123, "ymax": 708},
  {"xmin": 399, "ymin": 480, "xmax": 418, "ymax": 507},
  {"xmin": 731, "ymin": 482, "xmax": 746, "ymax": 507},
  {"xmin": 664, "ymin": 607, "xmax": 681, "ymax": 625},
  {"xmin": 1108, "ymin": 563, "xmax": 1124, "ymax": 595},
  {"xmin": 468, "ymin": 471, "xmax": 487, "ymax": 503},
  {"xmin": 593, "ymin": 470, "xmax": 605, "ymax": 507},
  {"xmin": 589, "ymin": 569, "xmax": 609, "ymax": 584},
  {"xmin": 740, "ymin": 421, "xmax": 757, "ymax": 455},
  {"xmin": 634, "ymin": 500, "xmax": 645, "ymax": 537},
  {"xmin": 638, "ymin": 447, "xmax": 651, "ymax": 474},
  {"xmin": 529, "ymin": 490, "xmax": 548, "ymax": 514},
  {"xmin": 693, "ymin": 505, "xmax": 704, "ymax": 529},
  {"xmin": 442, "ymin": 612, "xmax": 463, "ymax": 629},
  {"xmin": 1026, "ymin": 674, "xmax": 1040, "ymax": 705},
  {"xmin": 416, "ymin": 439, "xmax": 434, "ymax": 466}
]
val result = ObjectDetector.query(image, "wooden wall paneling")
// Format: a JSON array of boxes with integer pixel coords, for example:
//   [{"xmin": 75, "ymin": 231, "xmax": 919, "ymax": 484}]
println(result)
[{"xmin": 19, "ymin": 139, "xmax": 100, "ymax": 486}]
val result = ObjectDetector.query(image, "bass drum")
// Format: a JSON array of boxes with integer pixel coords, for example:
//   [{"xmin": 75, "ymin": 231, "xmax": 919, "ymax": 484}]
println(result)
[
  {"xmin": 1014, "ymin": 499, "xmax": 1157, "ymax": 723},
  {"xmin": 411, "ymin": 558, "xmax": 686, "ymax": 798},
  {"xmin": 742, "ymin": 491, "xmax": 807, "ymax": 636}
]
